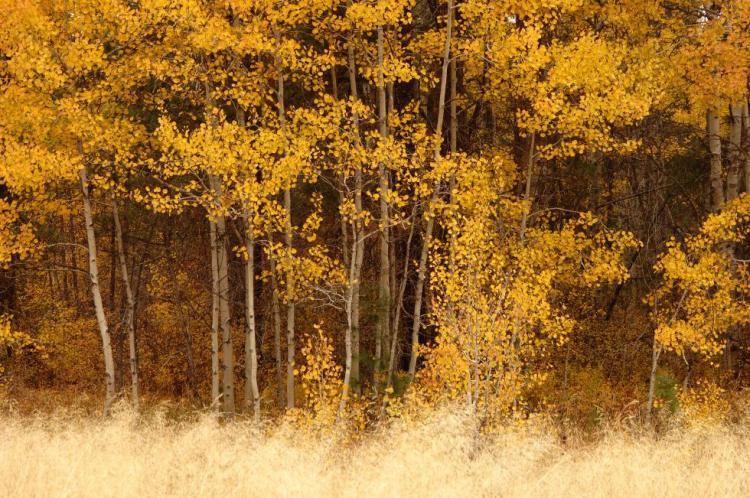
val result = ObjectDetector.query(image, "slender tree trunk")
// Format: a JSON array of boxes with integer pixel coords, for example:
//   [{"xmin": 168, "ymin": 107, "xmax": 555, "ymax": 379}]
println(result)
[
  {"xmin": 387, "ymin": 205, "xmax": 416, "ymax": 388},
  {"xmin": 112, "ymin": 197, "xmax": 139, "ymax": 412},
  {"xmin": 352, "ymin": 168, "xmax": 364, "ymax": 394},
  {"xmin": 339, "ymin": 178, "xmax": 351, "ymax": 269},
  {"xmin": 520, "ymin": 133, "xmax": 536, "ymax": 242},
  {"xmin": 725, "ymin": 103, "xmax": 743, "ymax": 364},
  {"xmin": 108, "ymin": 218, "xmax": 116, "ymax": 310},
  {"xmin": 707, "ymin": 108, "xmax": 725, "ymax": 211},
  {"xmin": 449, "ymin": 58, "xmax": 458, "ymax": 155},
  {"xmin": 269, "ymin": 234, "xmax": 285, "ymax": 409},
  {"xmin": 727, "ymin": 103, "xmax": 743, "ymax": 202},
  {"xmin": 234, "ymin": 102, "xmax": 260, "ymax": 420},
  {"xmin": 209, "ymin": 175, "xmax": 235, "ymax": 415},
  {"xmin": 59, "ymin": 215, "xmax": 70, "ymax": 304},
  {"xmin": 274, "ymin": 31, "xmax": 296, "ymax": 410},
  {"xmin": 79, "ymin": 164, "xmax": 115, "ymax": 415},
  {"xmin": 217, "ymin": 207, "xmax": 234, "ymax": 414},
  {"xmin": 389, "ymin": 217, "xmax": 397, "ymax": 325},
  {"xmin": 70, "ymin": 215, "xmax": 80, "ymax": 304},
  {"xmin": 434, "ymin": 0, "xmax": 454, "ymax": 143},
  {"xmin": 408, "ymin": 0, "xmax": 454, "ymax": 379},
  {"xmin": 408, "ymin": 206, "xmax": 435, "ymax": 378},
  {"xmin": 243, "ymin": 211, "xmax": 260, "ymax": 422},
  {"xmin": 204, "ymin": 82, "xmax": 232, "ymax": 413},
  {"xmin": 331, "ymin": 67, "xmax": 351, "ymax": 272},
  {"xmin": 387, "ymin": 82, "xmax": 395, "ymax": 129},
  {"xmin": 646, "ymin": 338, "xmax": 662, "ymax": 424},
  {"xmin": 448, "ymin": 55, "xmax": 458, "ymax": 270},
  {"xmin": 346, "ymin": 18, "xmax": 364, "ymax": 391},
  {"xmin": 283, "ymin": 187, "xmax": 296, "ymax": 409},
  {"xmin": 340, "ymin": 222, "xmax": 359, "ymax": 414},
  {"xmin": 376, "ymin": 25, "xmax": 391, "ymax": 383},
  {"xmin": 743, "ymin": 102, "xmax": 750, "ymax": 193},
  {"xmin": 209, "ymin": 220, "xmax": 221, "ymax": 412}
]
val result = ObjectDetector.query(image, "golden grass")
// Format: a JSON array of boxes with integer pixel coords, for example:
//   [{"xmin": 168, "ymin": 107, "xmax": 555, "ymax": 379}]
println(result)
[{"xmin": 1, "ymin": 406, "xmax": 748, "ymax": 497}]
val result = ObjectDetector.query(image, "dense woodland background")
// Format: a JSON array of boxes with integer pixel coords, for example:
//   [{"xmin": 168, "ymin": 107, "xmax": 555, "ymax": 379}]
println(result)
[{"xmin": 1, "ymin": 0, "xmax": 750, "ymax": 430}]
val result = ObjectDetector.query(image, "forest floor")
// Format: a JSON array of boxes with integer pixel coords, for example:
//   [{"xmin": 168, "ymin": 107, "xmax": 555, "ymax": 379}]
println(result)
[{"xmin": 0, "ymin": 403, "xmax": 748, "ymax": 497}]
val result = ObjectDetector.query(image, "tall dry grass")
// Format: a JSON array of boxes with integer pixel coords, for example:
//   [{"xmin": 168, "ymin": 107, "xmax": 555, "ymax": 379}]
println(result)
[{"xmin": 1, "ymin": 405, "xmax": 748, "ymax": 497}]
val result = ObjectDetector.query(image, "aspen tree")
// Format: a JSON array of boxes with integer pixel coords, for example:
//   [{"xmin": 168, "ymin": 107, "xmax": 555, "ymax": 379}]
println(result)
[
  {"xmin": 209, "ymin": 221, "xmax": 221, "ymax": 410},
  {"xmin": 387, "ymin": 205, "xmax": 416, "ymax": 388},
  {"xmin": 79, "ymin": 164, "xmax": 116, "ymax": 415},
  {"xmin": 9, "ymin": 0, "xmax": 750, "ymax": 429},
  {"xmin": 212, "ymin": 174, "xmax": 235, "ymax": 414},
  {"xmin": 707, "ymin": 108, "xmax": 725, "ymax": 212},
  {"xmin": 273, "ymin": 32, "xmax": 297, "ymax": 410},
  {"xmin": 243, "ymin": 209, "xmax": 260, "ymax": 421},
  {"xmin": 112, "ymin": 197, "xmax": 139, "ymax": 412},
  {"xmin": 727, "ymin": 103, "xmax": 744, "ymax": 202},
  {"xmin": 408, "ymin": 0, "xmax": 455, "ymax": 379},
  {"xmin": 269, "ymin": 233, "xmax": 285, "ymax": 408},
  {"xmin": 376, "ymin": 24, "xmax": 391, "ymax": 382},
  {"xmin": 233, "ymin": 103, "xmax": 260, "ymax": 419},
  {"xmin": 204, "ymin": 79, "xmax": 236, "ymax": 414},
  {"xmin": 345, "ymin": 16, "xmax": 366, "ymax": 396}
]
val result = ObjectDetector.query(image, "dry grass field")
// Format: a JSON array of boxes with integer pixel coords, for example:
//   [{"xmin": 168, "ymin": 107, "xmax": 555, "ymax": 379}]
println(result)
[{"xmin": 1, "ymin": 406, "xmax": 748, "ymax": 498}]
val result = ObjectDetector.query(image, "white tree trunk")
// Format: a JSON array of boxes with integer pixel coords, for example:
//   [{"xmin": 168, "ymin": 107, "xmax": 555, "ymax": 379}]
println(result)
[
  {"xmin": 376, "ymin": 25, "xmax": 391, "ymax": 382},
  {"xmin": 275, "ymin": 30, "xmax": 296, "ymax": 410},
  {"xmin": 346, "ymin": 23, "xmax": 364, "ymax": 392},
  {"xmin": 727, "ymin": 103, "xmax": 743, "ymax": 202},
  {"xmin": 707, "ymin": 108, "xmax": 725, "ymax": 211},
  {"xmin": 209, "ymin": 220, "xmax": 221, "ymax": 412},
  {"xmin": 387, "ymin": 206, "xmax": 416, "ymax": 387},
  {"xmin": 210, "ymin": 175, "xmax": 234, "ymax": 414},
  {"xmin": 112, "ymin": 197, "xmax": 139, "ymax": 412},
  {"xmin": 243, "ymin": 211, "xmax": 260, "ymax": 422},
  {"xmin": 340, "ymin": 222, "xmax": 359, "ymax": 414},
  {"xmin": 408, "ymin": 206, "xmax": 435, "ymax": 378},
  {"xmin": 351, "ymin": 169, "xmax": 364, "ymax": 393},
  {"xmin": 284, "ymin": 187, "xmax": 296, "ymax": 410},
  {"xmin": 408, "ymin": 0, "xmax": 454, "ymax": 379},
  {"xmin": 79, "ymin": 165, "xmax": 115, "ymax": 415},
  {"xmin": 268, "ymin": 235, "xmax": 285, "ymax": 409}
]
